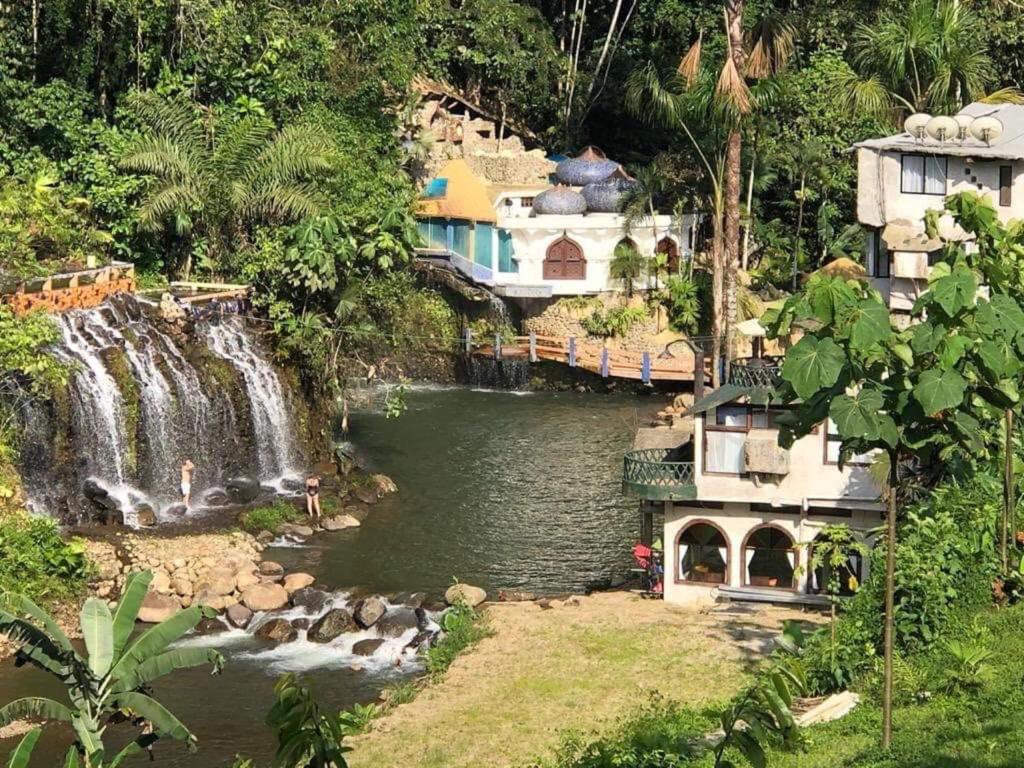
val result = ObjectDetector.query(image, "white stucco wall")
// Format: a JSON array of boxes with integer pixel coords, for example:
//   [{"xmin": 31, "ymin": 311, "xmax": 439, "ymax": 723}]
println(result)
[
  {"xmin": 662, "ymin": 502, "xmax": 881, "ymax": 606},
  {"xmin": 495, "ymin": 212, "xmax": 699, "ymax": 295}
]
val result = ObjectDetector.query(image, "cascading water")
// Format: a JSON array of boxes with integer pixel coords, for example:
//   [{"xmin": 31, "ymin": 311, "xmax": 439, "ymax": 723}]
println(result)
[
  {"xmin": 19, "ymin": 295, "xmax": 305, "ymax": 524},
  {"xmin": 203, "ymin": 317, "xmax": 299, "ymax": 481}
]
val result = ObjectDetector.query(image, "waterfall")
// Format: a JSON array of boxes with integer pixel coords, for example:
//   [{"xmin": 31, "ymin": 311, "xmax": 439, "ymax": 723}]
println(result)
[
  {"xmin": 19, "ymin": 296, "xmax": 305, "ymax": 523},
  {"xmin": 462, "ymin": 356, "xmax": 532, "ymax": 390},
  {"xmin": 203, "ymin": 317, "xmax": 299, "ymax": 480}
]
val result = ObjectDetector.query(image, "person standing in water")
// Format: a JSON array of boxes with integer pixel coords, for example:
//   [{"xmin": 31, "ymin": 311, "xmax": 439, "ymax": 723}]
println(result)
[
  {"xmin": 180, "ymin": 459, "xmax": 195, "ymax": 510},
  {"xmin": 305, "ymin": 472, "xmax": 321, "ymax": 523}
]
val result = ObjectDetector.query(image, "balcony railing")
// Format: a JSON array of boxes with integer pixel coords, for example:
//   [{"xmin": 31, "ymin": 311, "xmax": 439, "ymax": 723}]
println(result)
[
  {"xmin": 729, "ymin": 357, "xmax": 783, "ymax": 390},
  {"xmin": 623, "ymin": 449, "xmax": 696, "ymax": 501}
]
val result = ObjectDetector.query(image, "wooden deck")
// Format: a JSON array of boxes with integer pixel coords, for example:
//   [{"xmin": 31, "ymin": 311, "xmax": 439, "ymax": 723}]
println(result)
[{"xmin": 470, "ymin": 333, "xmax": 710, "ymax": 384}]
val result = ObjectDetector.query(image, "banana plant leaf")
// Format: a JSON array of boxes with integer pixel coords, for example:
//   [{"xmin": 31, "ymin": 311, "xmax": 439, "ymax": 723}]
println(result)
[
  {"xmin": 111, "ymin": 572, "xmax": 153, "ymax": 661},
  {"xmin": 111, "ymin": 692, "xmax": 197, "ymax": 748},
  {"xmin": 110, "ymin": 606, "xmax": 212, "ymax": 681},
  {"xmin": 5, "ymin": 727, "xmax": 40, "ymax": 768},
  {"xmin": 0, "ymin": 697, "xmax": 74, "ymax": 728},
  {"xmin": 111, "ymin": 647, "xmax": 224, "ymax": 693},
  {"xmin": 80, "ymin": 599, "xmax": 114, "ymax": 679}
]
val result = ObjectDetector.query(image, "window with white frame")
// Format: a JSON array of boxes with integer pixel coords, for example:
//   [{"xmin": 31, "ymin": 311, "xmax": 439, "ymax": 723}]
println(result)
[
  {"xmin": 901, "ymin": 154, "xmax": 947, "ymax": 195},
  {"xmin": 824, "ymin": 418, "xmax": 877, "ymax": 465},
  {"xmin": 704, "ymin": 406, "xmax": 785, "ymax": 475}
]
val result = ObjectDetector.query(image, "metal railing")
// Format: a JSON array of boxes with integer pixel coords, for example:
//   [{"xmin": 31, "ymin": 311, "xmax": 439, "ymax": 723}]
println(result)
[
  {"xmin": 729, "ymin": 357, "xmax": 783, "ymax": 389},
  {"xmin": 622, "ymin": 449, "xmax": 696, "ymax": 501}
]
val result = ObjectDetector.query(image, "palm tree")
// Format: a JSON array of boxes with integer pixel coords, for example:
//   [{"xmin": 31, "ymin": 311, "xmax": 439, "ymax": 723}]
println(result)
[
  {"xmin": 0, "ymin": 571, "xmax": 223, "ymax": 767},
  {"xmin": 608, "ymin": 241, "xmax": 646, "ymax": 297},
  {"xmin": 121, "ymin": 93, "xmax": 334, "ymax": 279},
  {"xmin": 841, "ymin": 0, "xmax": 1021, "ymax": 122},
  {"xmin": 780, "ymin": 138, "xmax": 830, "ymax": 289}
]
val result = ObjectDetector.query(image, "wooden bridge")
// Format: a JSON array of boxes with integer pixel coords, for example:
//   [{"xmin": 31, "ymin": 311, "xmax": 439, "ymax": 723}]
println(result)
[{"xmin": 467, "ymin": 331, "xmax": 711, "ymax": 384}]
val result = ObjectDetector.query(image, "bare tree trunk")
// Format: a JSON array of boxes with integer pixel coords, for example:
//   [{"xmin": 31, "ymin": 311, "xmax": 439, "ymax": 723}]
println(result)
[
  {"xmin": 498, "ymin": 101, "xmax": 506, "ymax": 153},
  {"xmin": 793, "ymin": 173, "xmax": 806, "ymax": 291},
  {"xmin": 742, "ymin": 148, "xmax": 755, "ymax": 271},
  {"xmin": 882, "ymin": 454, "xmax": 898, "ymax": 750},
  {"xmin": 1004, "ymin": 409, "xmax": 1014, "ymax": 573},
  {"xmin": 31, "ymin": 0, "xmax": 39, "ymax": 79},
  {"xmin": 711, "ymin": 208, "xmax": 725, "ymax": 389},
  {"xmin": 723, "ymin": 0, "xmax": 746, "ymax": 377}
]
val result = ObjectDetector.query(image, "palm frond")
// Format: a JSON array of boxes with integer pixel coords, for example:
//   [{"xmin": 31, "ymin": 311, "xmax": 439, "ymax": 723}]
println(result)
[
  {"xmin": 136, "ymin": 184, "xmax": 202, "ymax": 232},
  {"xmin": 747, "ymin": 14, "xmax": 795, "ymax": 79},
  {"xmin": 715, "ymin": 56, "xmax": 751, "ymax": 115},
  {"xmin": 979, "ymin": 87, "xmax": 1024, "ymax": 105},
  {"xmin": 128, "ymin": 92, "xmax": 206, "ymax": 149},
  {"xmin": 213, "ymin": 115, "xmax": 274, "ymax": 204},
  {"xmin": 625, "ymin": 61, "xmax": 684, "ymax": 128},
  {"xmin": 677, "ymin": 33, "xmax": 702, "ymax": 88},
  {"xmin": 240, "ymin": 180, "xmax": 325, "ymax": 224}
]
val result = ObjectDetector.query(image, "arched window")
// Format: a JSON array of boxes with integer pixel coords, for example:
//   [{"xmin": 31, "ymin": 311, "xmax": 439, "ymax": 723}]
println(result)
[
  {"xmin": 807, "ymin": 534, "xmax": 864, "ymax": 596},
  {"xmin": 743, "ymin": 526, "xmax": 796, "ymax": 589},
  {"xmin": 616, "ymin": 237, "xmax": 638, "ymax": 254},
  {"xmin": 677, "ymin": 522, "xmax": 729, "ymax": 585},
  {"xmin": 657, "ymin": 237, "xmax": 680, "ymax": 274},
  {"xmin": 544, "ymin": 236, "xmax": 586, "ymax": 280}
]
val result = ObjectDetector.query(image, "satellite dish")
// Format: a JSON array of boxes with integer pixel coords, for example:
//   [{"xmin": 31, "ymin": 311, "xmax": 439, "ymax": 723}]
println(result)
[
  {"xmin": 954, "ymin": 114, "xmax": 974, "ymax": 141},
  {"xmin": 926, "ymin": 115, "xmax": 959, "ymax": 141},
  {"xmin": 904, "ymin": 112, "xmax": 932, "ymax": 140},
  {"xmin": 970, "ymin": 116, "xmax": 1003, "ymax": 145}
]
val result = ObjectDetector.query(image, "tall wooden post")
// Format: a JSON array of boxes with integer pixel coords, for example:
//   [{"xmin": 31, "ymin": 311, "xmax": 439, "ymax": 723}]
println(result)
[
  {"xmin": 529, "ymin": 332, "xmax": 538, "ymax": 363},
  {"xmin": 600, "ymin": 348, "xmax": 609, "ymax": 378},
  {"xmin": 641, "ymin": 352, "xmax": 651, "ymax": 384},
  {"xmin": 695, "ymin": 346, "xmax": 705, "ymax": 402},
  {"xmin": 568, "ymin": 336, "xmax": 576, "ymax": 367}
]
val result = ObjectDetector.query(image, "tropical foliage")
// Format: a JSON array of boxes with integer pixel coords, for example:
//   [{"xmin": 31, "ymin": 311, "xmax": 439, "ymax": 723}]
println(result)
[{"xmin": 0, "ymin": 571, "xmax": 223, "ymax": 766}]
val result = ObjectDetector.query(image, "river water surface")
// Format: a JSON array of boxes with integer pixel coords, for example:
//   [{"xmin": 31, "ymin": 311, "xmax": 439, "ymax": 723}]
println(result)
[{"xmin": 0, "ymin": 387, "xmax": 656, "ymax": 767}]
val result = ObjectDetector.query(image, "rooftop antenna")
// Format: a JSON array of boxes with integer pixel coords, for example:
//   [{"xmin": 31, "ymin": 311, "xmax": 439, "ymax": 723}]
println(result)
[
  {"xmin": 954, "ymin": 114, "xmax": 975, "ymax": 143},
  {"xmin": 904, "ymin": 112, "xmax": 931, "ymax": 141},
  {"xmin": 969, "ymin": 116, "xmax": 1004, "ymax": 146},
  {"xmin": 925, "ymin": 115, "xmax": 959, "ymax": 142}
]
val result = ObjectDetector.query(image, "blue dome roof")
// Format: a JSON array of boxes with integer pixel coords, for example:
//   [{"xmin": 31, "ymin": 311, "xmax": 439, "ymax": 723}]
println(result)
[
  {"xmin": 555, "ymin": 146, "xmax": 620, "ymax": 186},
  {"xmin": 532, "ymin": 184, "xmax": 587, "ymax": 216},
  {"xmin": 582, "ymin": 168, "xmax": 638, "ymax": 213}
]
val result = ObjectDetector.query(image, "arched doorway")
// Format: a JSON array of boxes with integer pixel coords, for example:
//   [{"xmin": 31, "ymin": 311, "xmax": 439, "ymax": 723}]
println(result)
[
  {"xmin": 807, "ymin": 534, "xmax": 864, "ymax": 596},
  {"xmin": 677, "ymin": 522, "xmax": 729, "ymax": 585},
  {"xmin": 657, "ymin": 236, "xmax": 680, "ymax": 274},
  {"xmin": 544, "ymin": 236, "xmax": 586, "ymax": 280},
  {"xmin": 743, "ymin": 526, "xmax": 796, "ymax": 589}
]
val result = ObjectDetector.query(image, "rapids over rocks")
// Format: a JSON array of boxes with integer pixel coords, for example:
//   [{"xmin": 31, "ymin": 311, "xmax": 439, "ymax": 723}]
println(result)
[{"xmin": 17, "ymin": 295, "xmax": 307, "ymax": 524}]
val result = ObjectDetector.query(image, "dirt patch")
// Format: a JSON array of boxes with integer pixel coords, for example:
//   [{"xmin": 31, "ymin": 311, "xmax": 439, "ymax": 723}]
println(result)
[{"xmin": 349, "ymin": 592, "xmax": 821, "ymax": 768}]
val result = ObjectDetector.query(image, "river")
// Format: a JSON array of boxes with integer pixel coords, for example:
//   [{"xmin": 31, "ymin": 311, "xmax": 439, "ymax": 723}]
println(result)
[{"xmin": 0, "ymin": 387, "xmax": 657, "ymax": 767}]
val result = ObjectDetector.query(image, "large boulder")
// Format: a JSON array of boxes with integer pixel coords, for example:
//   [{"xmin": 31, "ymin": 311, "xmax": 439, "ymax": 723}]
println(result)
[
  {"xmin": 279, "ymin": 523, "xmax": 314, "ymax": 538},
  {"xmin": 308, "ymin": 608, "xmax": 358, "ymax": 643},
  {"xmin": 445, "ymin": 584, "xmax": 487, "ymax": 607},
  {"xmin": 370, "ymin": 474, "xmax": 398, "ymax": 495},
  {"xmin": 193, "ymin": 591, "xmax": 236, "ymax": 611},
  {"xmin": 241, "ymin": 583, "xmax": 289, "ymax": 612},
  {"xmin": 226, "ymin": 476, "xmax": 261, "ymax": 504},
  {"xmin": 196, "ymin": 568, "xmax": 236, "ymax": 596},
  {"xmin": 259, "ymin": 561, "xmax": 284, "ymax": 576},
  {"xmin": 321, "ymin": 515, "xmax": 360, "ymax": 531},
  {"xmin": 404, "ymin": 629, "xmax": 437, "ymax": 652},
  {"xmin": 283, "ymin": 573, "xmax": 315, "ymax": 593},
  {"xmin": 343, "ymin": 504, "xmax": 370, "ymax": 522},
  {"xmin": 375, "ymin": 608, "xmax": 419, "ymax": 638},
  {"xmin": 353, "ymin": 597, "xmax": 387, "ymax": 628},
  {"xmin": 162, "ymin": 503, "xmax": 187, "ymax": 518},
  {"xmin": 226, "ymin": 603, "xmax": 253, "ymax": 629},
  {"xmin": 352, "ymin": 638, "xmax": 386, "ymax": 656},
  {"xmin": 134, "ymin": 505, "xmax": 157, "ymax": 527},
  {"xmin": 255, "ymin": 617, "xmax": 297, "ymax": 643},
  {"xmin": 352, "ymin": 486, "xmax": 379, "ymax": 505},
  {"xmin": 235, "ymin": 569, "xmax": 260, "ymax": 590},
  {"xmin": 138, "ymin": 592, "xmax": 180, "ymax": 623},
  {"xmin": 291, "ymin": 587, "xmax": 330, "ymax": 614},
  {"xmin": 393, "ymin": 592, "xmax": 427, "ymax": 609}
]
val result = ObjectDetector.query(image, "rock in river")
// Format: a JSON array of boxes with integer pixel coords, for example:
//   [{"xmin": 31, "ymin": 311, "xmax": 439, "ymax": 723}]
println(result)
[
  {"xmin": 283, "ymin": 572, "xmax": 315, "ymax": 593},
  {"xmin": 259, "ymin": 560, "xmax": 284, "ymax": 576},
  {"xmin": 352, "ymin": 638, "xmax": 386, "ymax": 656},
  {"xmin": 370, "ymin": 474, "xmax": 398, "ymax": 495},
  {"xmin": 445, "ymin": 583, "xmax": 487, "ymax": 607},
  {"xmin": 256, "ymin": 617, "xmax": 297, "ymax": 643},
  {"xmin": 321, "ymin": 514, "xmax": 360, "ymax": 531},
  {"xmin": 291, "ymin": 587, "xmax": 329, "ymax": 614},
  {"xmin": 241, "ymin": 583, "xmax": 289, "ymax": 612},
  {"xmin": 226, "ymin": 603, "xmax": 253, "ymax": 629},
  {"xmin": 376, "ymin": 608, "xmax": 418, "ymax": 638},
  {"xmin": 226, "ymin": 476, "xmax": 261, "ymax": 504},
  {"xmin": 279, "ymin": 522, "xmax": 314, "ymax": 538},
  {"xmin": 308, "ymin": 608, "xmax": 358, "ymax": 642},
  {"xmin": 135, "ymin": 505, "xmax": 157, "ymax": 527},
  {"xmin": 353, "ymin": 596, "xmax": 387, "ymax": 628}
]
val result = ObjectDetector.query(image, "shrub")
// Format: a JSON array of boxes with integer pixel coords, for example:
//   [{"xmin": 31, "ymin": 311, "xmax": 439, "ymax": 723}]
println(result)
[
  {"xmin": 241, "ymin": 501, "xmax": 303, "ymax": 534},
  {"xmin": 580, "ymin": 306, "xmax": 648, "ymax": 338},
  {"xmin": 0, "ymin": 513, "xmax": 90, "ymax": 602},
  {"xmin": 424, "ymin": 600, "xmax": 490, "ymax": 679}
]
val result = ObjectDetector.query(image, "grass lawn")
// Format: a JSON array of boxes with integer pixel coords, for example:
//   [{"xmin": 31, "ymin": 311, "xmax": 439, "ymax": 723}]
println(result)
[{"xmin": 347, "ymin": 593, "xmax": 815, "ymax": 768}]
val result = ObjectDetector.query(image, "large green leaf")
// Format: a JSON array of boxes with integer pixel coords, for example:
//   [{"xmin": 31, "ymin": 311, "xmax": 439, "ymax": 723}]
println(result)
[
  {"xmin": 3, "ymin": 594, "xmax": 75, "ymax": 654},
  {"xmin": 989, "ymin": 293, "xmax": 1024, "ymax": 334},
  {"xmin": 846, "ymin": 299, "xmax": 891, "ymax": 350},
  {"xmin": 913, "ymin": 368, "xmax": 967, "ymax": 414},
  {"xmin": 781, "ymin": 336, "xmax": 846, "ymax": 400},
  {"xmin": 929, "ymin": 266, "xmax": 977, "ymax": 317},
  {"xmin": 112, "ymin": 571, "xmax": 153, "ymax": 662},
  {"xmin": 80, "ymin": 598, "xmax": 114, "ymax": 679},
  {"xmin": 110, "ymin": 606, "xmax": 210, "ymax": 683},
  {"xmin": 111, "ymin": 647, "xmax": 224, "ymax": 693},
  {"xmin": 977, "ymin": 339, "xmax": 1010, "ymax": 378},
  {"xmin": 62, "ymin": 748, "xmax": 81, "ymax": 768},
  {"xmin": 5, "ymin": 727, "xmax": 40, "ymax": 768},
  {"xmin": 0, "ymin": 698, "xmax": 74, "ymax": 728},
  {"xmin": 829, "ymin": 389, "xmax": 884, "ymax": 440},
  {"xmin": 807, "ymin": 276, "xmax": 858, "ymax": 325},
  {"xmin": 0, "ymin": 607, "xmax": 70, "ymax": 677},
  {"xmin": 111, "ymin": 692, "xmax": 196, "ymax": 748}
]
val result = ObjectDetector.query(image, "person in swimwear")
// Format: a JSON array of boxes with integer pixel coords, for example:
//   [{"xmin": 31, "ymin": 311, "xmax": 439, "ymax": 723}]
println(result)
[
  {"xmin": 180, "ymin": 458, "xmax": 195, "ymax": 510},
  {"xmin": 305, "ymin": 472, "xmax": 321, "ymax": 523}
]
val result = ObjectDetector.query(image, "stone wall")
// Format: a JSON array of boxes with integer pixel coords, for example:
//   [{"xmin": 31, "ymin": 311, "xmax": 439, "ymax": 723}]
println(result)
[
  {"xmin": 522, "ymin": 295, "xmax": 671, "ymax": 354},
  {"xmin": 2, "ymin": 264, "xmax": 136, "ymax": 315}
]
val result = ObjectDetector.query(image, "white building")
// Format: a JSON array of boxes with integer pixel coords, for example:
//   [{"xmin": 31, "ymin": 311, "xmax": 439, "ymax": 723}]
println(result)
[
  {"xmin": 625, "ymin": 367, "xmax": 884, "ymax": 606},
  {"xmin": 855, "ymin": 102, "xmax": 1024, "ymax": 312},
  {"xmin": 416, "ymin": 155, "xmax": 699, "ymax": 299}
]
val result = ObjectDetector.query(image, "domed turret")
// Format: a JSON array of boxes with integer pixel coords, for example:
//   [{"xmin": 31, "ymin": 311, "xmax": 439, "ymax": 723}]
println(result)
[
  {"xmin": 555, "ymin": 146, "xmax": 620, "ymax": 186},
  {"xmin": 582, "ymin": 167, "xmax": 638, "ymax": 213},
  {"xmin": 532, "ymin": 184, "xmax": 588, "ymax": 216}
]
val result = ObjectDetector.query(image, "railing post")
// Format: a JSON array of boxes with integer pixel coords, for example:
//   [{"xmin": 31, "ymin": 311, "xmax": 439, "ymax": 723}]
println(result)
[
  {"xmin": 464, "ymin": 327, "xmax": 472, "ymax": 354},
  {"xmin": 494, "ymin": 334, "xmax": 502, "ymax": 361},
  {"xmin": 529, "ymin": 332, "xmax": 537, "ymax": 363},
  {"xmin": 641, "ymin": 352, "xmax": 651, "ymax": 384},
  {"xmin": 695, "ymin": 346, "xmax": 705, "ymax": 401},
  {"xmin": 600, "ymin": 347, "xmax": 609, "ymax": 378},
  {"xmin": 568, "ymin": 336, "xmax": 576, "ymax": 368}
]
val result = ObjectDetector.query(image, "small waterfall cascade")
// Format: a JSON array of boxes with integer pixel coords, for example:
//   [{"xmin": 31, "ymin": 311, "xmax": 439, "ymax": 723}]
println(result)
[
  {"xmin": 19, "ymin": 295, "xmax": 305, "ymax": 523},
  {"xmin": 462, "ymin": 356, "xmax": 532, "ymax": 390}
]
